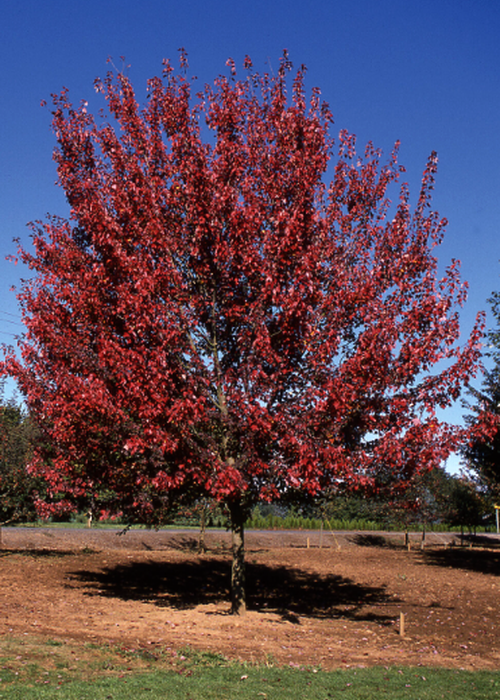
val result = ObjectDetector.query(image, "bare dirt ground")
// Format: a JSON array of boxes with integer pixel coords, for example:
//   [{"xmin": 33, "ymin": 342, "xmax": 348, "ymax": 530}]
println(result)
[{"xmin": 1, "ymin": 526, "xmax": 499, "ymax": 671}]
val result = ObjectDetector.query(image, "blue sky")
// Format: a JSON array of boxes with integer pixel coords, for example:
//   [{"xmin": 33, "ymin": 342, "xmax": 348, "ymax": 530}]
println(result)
[{"xmin": 1, "ymin": 0, "xmax": 499, "ymax": 472}]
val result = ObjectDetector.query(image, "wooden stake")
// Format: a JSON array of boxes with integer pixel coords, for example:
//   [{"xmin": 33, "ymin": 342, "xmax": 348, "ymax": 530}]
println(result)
[
  {"xmin": 399, "ymin": 612, "xmax": 405, "ymax": 637},
  {"xmin": 307, "ymin": 537, "xmax": 310, "ymax": 549}
]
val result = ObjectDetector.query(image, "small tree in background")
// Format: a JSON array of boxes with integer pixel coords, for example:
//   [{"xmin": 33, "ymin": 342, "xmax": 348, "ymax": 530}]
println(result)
[
  {"xmin": 445, "ymin": 475, "xmax": 487, "ymax": 537},
  {"xmin": 384, "ymin": 468, "xmax": 445, "ymax": 542},
  {"xmin": 0, "ymin": 383, "xmax": 40, "ymax": 535},
  {"xmin": 381, "ymin": 467, "xmax": 484, "ymax": 544},
  {"xmin": 463, "ymin": 289, "xmax": 500, "ymax": 506},
  {"xmin": 3, "ymin": 52, "xmax": 483, "ymax": 612}
]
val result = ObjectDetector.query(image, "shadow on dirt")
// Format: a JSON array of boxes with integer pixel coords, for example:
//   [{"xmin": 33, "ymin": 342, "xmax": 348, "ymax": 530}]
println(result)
[
  {"xmin": 348, "ymin": 534, "xmax": 396, "ymax": 548},
  {"xmin": 421, "ymin": 543, "xmax": 500, "ymax": 577},
  {"xmin": 68, "ymin": 557, "xmax": 396, "ymax": 624},
  {"xmin": 460, "ymin": 533, "xmax": 500, "ymax": 549},
  {"xmin": 160, "ymin": 536, "xmax": 231, "ymax": 553},
  {"xmin": 0, "ymin": 548, "xmax": 84, "ymax": 558}
]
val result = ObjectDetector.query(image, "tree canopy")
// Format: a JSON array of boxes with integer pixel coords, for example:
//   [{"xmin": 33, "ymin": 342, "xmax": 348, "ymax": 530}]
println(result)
[{"xmin": 2, "ymin": 52, "xmax": 484, "ymax": 611}]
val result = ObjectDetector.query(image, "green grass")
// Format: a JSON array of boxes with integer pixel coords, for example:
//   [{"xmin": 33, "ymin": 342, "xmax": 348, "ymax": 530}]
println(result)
[
  {"xmin": 1, "ymin": 665, "xmax": 499, "ymax": 699},
  {"xmin": 0, "ymin": 637, "xmax": 499, "ymax": 699}
]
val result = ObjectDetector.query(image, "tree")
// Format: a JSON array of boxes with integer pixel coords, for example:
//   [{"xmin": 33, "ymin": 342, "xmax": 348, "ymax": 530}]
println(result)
[
  {"xmin": 463, "ymin": 290, "xmax": 500, "ymax": 504},
  {"xmin": 445, "ymin": 475, "xmax": 486, "ymax": 537},
  {"xmin": 3, "ymin": 52, "xmax": 483, "ymax": 613},
  {"xmin": 0, "ymin": 383, "xmax": 40, "ymax": 532},
  {"xmin": 380, "ymin": 467, "xmax": 468, "ymax": 545}
]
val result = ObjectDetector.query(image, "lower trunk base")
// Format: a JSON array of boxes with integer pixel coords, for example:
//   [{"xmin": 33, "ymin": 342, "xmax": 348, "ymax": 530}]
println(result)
[{"xmin": 229, "ymin": 499, "xmax": 246, "ymax": 615}]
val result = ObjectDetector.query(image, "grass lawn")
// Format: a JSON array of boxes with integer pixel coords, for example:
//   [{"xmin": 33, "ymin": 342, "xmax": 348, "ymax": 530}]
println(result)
[{"xmin": 0, "ymin": 637, "xmax": 498, "ymax": 699}]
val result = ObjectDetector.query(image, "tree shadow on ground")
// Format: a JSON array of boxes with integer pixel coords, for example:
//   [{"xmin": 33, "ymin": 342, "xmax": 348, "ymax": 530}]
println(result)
[
  {"xmin": 0, "ymin": 548, "xmax": 84, "ymax": 558},
  {"xmin": 68, "ymin": 557, "xmax": 396, "ymax": 624},
  {"xmin": 348, "ymin": 534, "xmax": 396, "ymax": 548},
  {"xmin": 158, "ymin": 536, "xmax": 231, "ymax": 553},
  {"xmin": 461, "ymin": 533, "xmax": 500, "ymax": 549},
  {"xmin": 146, "ymin": 535, "xmax": 199, "ymax": 552},
  {"xmin": 421, "ymin": 544, "xmax": 500, "ymax": 576}
]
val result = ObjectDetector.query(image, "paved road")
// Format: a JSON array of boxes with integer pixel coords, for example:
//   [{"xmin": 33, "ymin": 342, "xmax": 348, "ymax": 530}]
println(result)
[{"xmin": 2, "ymin": 525, "xmax": 499, "ymax": 551}]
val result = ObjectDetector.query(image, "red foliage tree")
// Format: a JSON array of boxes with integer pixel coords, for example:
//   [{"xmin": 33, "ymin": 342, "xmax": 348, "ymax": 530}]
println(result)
[{"xmin": 3, "ymin": 52, "xmax": 484, "ymax": 612}]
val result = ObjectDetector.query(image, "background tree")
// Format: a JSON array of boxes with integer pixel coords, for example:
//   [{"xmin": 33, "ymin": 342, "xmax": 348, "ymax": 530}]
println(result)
[
  {"xmin": 444, "ymin": 475, "xmax": 487, "ymax": 538},
  {"xmin": 3, "ymin": 53, "xmax": 483, "ymax": 613},
  {"xmin": 463, "ymin": 289, "xmax": 500, "ymax": 505},
  {"xmin": 0, "ymin": 382, "xmax": 41, "ymax": 536},
  {"xmin": 379, "ymin": 467, "xmax": 486, "ymax": 544},
  {"xmin": 376, "ymin": 467, "xmax": 443, "ymax": 544}
]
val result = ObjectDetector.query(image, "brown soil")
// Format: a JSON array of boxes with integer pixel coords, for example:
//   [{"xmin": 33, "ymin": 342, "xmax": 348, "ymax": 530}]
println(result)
[{"xmin": 1, "ymin": 526, "xmax": 499, "ymax": 670}]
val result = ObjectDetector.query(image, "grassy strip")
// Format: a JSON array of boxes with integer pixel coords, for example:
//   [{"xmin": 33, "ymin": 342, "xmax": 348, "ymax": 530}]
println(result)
[
  {"xmin": 1, "ymin": 665, "xmax": 499, "ymax": 699},
  {"xmin": 0, "ymin": 637, "xmax": 499, "ymax": 699}
]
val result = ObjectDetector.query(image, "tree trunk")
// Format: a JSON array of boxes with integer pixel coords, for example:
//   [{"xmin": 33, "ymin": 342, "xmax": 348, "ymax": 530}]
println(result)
[
  {"xmin": 198, "ymin": 503, "xmax": 207, "ymax": 554},
  {"xmin": 229, "ymin": 499, "xmax": 246, "ymax": 615}
]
